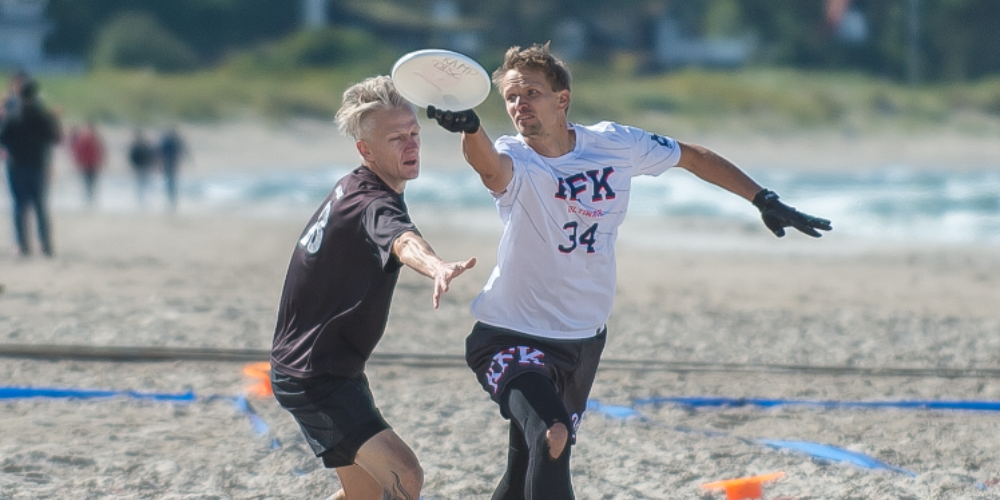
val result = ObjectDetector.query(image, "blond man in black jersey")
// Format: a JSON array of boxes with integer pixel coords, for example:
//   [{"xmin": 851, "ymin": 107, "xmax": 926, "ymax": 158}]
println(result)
[{"xmin": 271, "ymin": 75, "xmax": 476, "ymax": 500}]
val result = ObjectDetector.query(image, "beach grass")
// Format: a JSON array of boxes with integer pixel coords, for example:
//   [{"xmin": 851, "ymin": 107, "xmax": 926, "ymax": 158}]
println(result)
[
  {"xmin": 36, "ymin": 69, "xmax": 359, "ymax": 124},
  {"xmin": 9, "ymin": 65, "xmax": 1000, "ymax": 137},
  {"xmin": 569, "ymin": 66, "xmax": 1000, "ymax": 135}
]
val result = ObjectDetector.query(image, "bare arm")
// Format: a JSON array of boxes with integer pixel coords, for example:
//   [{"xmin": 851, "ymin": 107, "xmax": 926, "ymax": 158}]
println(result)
[
  {"xmin": 426, "ymin": 106, "xmax": 513, "ymax": 193},
  {"xmin": 461, "ymin": 128, "xmax": 513, "ymax": 193},
  {"xmin": 392, "ymin": 231, "xmax": 476, "ymax": 309},
  {"xmin": 676, "ymin": 141, "xmax": 763, "ymax": 201},
  {"xmin": 677, "ymin": 141, "xmax": 832, "ymax": 237}
]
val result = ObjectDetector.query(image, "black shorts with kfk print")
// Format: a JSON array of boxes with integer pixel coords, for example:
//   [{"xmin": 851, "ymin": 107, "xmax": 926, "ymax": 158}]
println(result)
[{"xmin": 465, "ymin": 322, "xmax": 607, "ymax": 435}]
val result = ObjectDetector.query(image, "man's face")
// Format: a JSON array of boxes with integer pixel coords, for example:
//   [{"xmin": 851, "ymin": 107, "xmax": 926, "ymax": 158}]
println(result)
[
  {"xmin": 500, "ymin": 67, "xmax": 569, "ymax": 138},
  {"xmin": 358, "ymin": 107, "xmax": 421, "ymax": 191}
]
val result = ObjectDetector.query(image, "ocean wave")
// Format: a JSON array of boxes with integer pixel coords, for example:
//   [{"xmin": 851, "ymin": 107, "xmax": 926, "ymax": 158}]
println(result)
[{"xmin": 42, "ymin": 164, "xmax": 1000, "ymax": 245}]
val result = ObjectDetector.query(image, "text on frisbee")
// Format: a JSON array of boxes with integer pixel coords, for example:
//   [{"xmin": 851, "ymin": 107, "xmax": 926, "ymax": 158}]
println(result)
[{"xmin": 391, "ymin": 49, "xmax": 491, "ymax": 110}]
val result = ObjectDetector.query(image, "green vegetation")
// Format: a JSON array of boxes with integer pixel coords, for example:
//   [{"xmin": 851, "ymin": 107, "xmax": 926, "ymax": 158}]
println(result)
[
  {"xmin": 89, "ymin": 12, "xmax": 200, "ymax": 73},
  {"xmin": 37, "ymin": 70, "xmax": 357, "ymax": 123},
  {"xmin": 24, "ymin": 1, "xmax": 1000, "ymax": 136},
  {"xmin": 568, "ymin": 67, "xmax": 1000, "ymax": 135},
  {"xmin": 225, "ymin": 28, "xmax": 397, "ymax": 75},
  {"xmin": 19, "ymin": 64, "xmax": 1000, "ymax": 138}
]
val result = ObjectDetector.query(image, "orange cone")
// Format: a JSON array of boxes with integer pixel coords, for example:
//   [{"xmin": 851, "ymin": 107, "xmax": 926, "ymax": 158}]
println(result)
[
  {"xmin": 701, "ymin": 472, "xmax": 785, "ymax": 500},
  {"xmin": 242, "ymin": 361, "xmax": 273, "ymax": 397}
]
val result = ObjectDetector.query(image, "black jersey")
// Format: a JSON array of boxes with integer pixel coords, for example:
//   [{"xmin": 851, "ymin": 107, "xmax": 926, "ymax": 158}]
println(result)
[
  {"xmin": 0, "ymin": 100, "xmax": 60, "ymax": 170},
  {"xmin": 271, "ymin": 166, "xmax": 419, "ymax": 378}
]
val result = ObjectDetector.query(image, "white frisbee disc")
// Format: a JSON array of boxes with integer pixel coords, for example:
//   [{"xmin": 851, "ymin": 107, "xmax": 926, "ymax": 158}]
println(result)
[{"xmin": 391, "ymin": 49, "xmax": 491, "ymax": 110}]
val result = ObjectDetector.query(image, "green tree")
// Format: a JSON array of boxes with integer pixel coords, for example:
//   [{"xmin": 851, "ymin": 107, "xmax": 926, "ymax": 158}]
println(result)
[
  {"xmin": 42, "ymin": 0, "xmax": 1000, "ymax": 82},
  {"xmin": 921, "ymin": 0, "xmax": 1000, "ymax": 81},
  {"xmin": 226, "ymin": 27, "xmax": 395, "ymax": 73},
  {"xmin": 46, "ymin": 0, "xmax": 299, "ymax": 62},
  {"xmin": 90, "ymin": 12, "xmax": 200, "ymax": 72}
]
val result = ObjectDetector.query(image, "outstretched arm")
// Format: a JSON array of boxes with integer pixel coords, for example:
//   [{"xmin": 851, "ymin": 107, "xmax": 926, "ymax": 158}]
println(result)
[
  {"xmin": 677, "ymin": 141, "xmax": 832, "ymax": 238},
  {"xmin": 428, "ymin": 106, "xmax": 512, "ymax": 193},
  {"xmin": 392, "ymin": 231, "xmax": 477, "ymax": 308},
  {"xmin": 677, "ymin": 141, "xmax": 763, "ymax": 201}
]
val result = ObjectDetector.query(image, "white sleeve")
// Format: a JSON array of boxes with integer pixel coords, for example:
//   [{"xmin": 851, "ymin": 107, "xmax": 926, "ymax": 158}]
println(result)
[
  {"xmin": 626, "ymin": 125, "xmax": 682, "ymax": 176},
  {"xmin": 490, "ymin": 136, "xmax": 523, "ymax": 200}
]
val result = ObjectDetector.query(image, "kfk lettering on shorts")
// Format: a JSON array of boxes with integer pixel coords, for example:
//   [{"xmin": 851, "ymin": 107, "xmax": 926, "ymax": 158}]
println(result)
[{"xmin": 485, "ymin": 346, "xmax": 546, "ymax": 394}]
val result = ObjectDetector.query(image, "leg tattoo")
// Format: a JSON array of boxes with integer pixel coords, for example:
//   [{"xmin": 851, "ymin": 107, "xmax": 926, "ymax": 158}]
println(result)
[{"xmin": 381, "ymin": 471, "xmax": 414, "ymax": 500}]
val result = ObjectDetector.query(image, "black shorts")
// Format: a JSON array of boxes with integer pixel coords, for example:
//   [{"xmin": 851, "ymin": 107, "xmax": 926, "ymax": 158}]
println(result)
[
  {"xmin": 270, "ymin": 369, "xmax": 390, "ymax": 468},
  {"xmin": 465, "ymin": 322, "xmax": 606, "ymax": 437}
]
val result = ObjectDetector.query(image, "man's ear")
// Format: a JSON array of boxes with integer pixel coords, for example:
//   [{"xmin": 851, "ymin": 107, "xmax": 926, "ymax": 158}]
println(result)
[
  {"xmin": 557, "ymin": 90, "xmax": 571, "ymax": 112},
  {"xmin": 356, "ymin": 139, "xmax": 371, "ymax": 162}
]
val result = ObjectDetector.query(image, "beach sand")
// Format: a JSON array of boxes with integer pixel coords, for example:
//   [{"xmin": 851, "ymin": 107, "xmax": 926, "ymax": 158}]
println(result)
[{"xmin": 1, "ymin": 119, "xmax": 999, "ymax": 499}]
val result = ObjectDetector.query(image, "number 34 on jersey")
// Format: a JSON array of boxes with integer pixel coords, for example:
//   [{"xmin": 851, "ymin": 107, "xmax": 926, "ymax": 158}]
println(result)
[{"xmin": 554, "ymin": 166, "xmax": 615, "ymax": 255}]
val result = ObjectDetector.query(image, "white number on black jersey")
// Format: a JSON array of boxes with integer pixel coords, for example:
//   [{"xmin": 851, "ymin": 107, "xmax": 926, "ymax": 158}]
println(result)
[{"xmin": 299, "ymin": 201, "xmax": 332, "ymax": 254}]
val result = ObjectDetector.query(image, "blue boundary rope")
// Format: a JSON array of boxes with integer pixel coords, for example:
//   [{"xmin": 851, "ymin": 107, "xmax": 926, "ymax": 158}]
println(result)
[
  {"xmin": 0, "ymin": 386, "xmax": 196, "ymax": 402},
  {"xmin": 634, "ymin": 395, "xmax": 1000, "ymax": 412},
  {"xmin": 11, "ymin": 385, "xmax": 999, "ymax": 478},
  {"xmin": 587, "ymin": 398, "xmax": 925, "ymax": 476}
]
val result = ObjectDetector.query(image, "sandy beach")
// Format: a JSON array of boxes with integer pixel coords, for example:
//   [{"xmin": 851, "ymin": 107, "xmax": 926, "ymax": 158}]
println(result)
[{"xmin": 1, "ymin": 119, "xmax": 999, "ymax": 499}]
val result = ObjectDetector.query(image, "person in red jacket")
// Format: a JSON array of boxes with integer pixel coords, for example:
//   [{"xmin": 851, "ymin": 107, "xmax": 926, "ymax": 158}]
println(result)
[{"xmin": 68, "ymin": 121, "xmax": 105, "ymax": 207}]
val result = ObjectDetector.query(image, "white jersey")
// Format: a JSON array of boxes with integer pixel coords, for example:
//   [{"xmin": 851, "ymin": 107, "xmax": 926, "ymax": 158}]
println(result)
[{"xmin": 471, "ymin": 121, "xmax": 682, "ymax": 339}]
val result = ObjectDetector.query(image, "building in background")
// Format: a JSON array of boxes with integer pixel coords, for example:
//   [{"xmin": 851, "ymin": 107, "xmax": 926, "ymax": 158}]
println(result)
[
  {"xmin": 302, "ymin": 0, "xmax": 328, "ymax": 30},
  {"xmin": 0, "ymin": 0, "xmax": 50, "ymax": 69},
  {"xmin": 653, "ymin": 18, "xmax": 754, "ymax": 69},
  {"xmin": 0, "ymin": 0, "xmax": 83, "ymax": 73}
]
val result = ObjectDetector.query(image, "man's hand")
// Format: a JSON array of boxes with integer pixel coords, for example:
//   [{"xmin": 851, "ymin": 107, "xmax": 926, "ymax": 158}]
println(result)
[
  {"xmin": 427, "ymin": 105, "xmax": 480, "ymax": 134},
  {"xmin": 393, "ymin": 232, "xmax": 477, "ymax": 308},
  {"xmin": 431, "ymin": 257, "xmax": 477, "ymax": 309},
  {"xmin": 752, "ymin": 189, "xmax": 832, "ymax": 238}
]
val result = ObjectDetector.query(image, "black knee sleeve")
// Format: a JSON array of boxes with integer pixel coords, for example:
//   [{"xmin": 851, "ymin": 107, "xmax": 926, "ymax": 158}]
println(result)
[
  {"xmin": 495, "ymin": 373, "xmax": 575, "ymax": 500},
  {"xmin": 490, "ymin": 424, "xmax": 528, "ymax": 500},
  {"xmin": 500, "ymin": 373, "xmax": 572, "ymax": 433}
]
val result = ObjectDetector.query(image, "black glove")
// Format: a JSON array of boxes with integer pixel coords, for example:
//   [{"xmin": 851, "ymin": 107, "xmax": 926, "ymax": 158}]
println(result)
[
  {"xmin": 427, "ymin": 105, "xmax": 480, "ymax": 134},
  {"xmin": 752, "ymin": 189, "xmax": 832, "ymax": 238}
]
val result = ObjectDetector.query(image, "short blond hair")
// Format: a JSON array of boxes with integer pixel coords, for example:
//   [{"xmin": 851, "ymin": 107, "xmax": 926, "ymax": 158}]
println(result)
[{"xmin": 334, "ymin": 75, "xmax": 413, "ymax": 140}]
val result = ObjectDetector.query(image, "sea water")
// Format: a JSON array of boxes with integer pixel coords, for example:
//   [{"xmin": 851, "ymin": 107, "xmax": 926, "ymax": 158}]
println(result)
[{"xmin": 45, "ymin": 164, "xmax": 1000, "ymax": 246}]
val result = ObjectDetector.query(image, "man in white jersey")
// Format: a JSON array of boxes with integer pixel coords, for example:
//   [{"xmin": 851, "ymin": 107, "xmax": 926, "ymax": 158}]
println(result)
[{"xmin": 428, "ymin": 43, "xmax": 831, "ymax": 500}]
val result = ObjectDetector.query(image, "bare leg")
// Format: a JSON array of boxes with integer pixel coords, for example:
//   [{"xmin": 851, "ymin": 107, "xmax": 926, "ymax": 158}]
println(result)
[
  {"xmin": 334, "ymin": 465, "xmax": 380, "ymax": 499},
  {"xmin": 336, "ymin": 429, "xmax": 423, "ymax": 500},
  {"xmin": 324, "ymin": 489, "xmax": 347, "ymax": 500}
]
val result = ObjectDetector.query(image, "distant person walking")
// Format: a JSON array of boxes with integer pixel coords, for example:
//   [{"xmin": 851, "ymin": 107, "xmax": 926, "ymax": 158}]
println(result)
[
  {"xmin": 158, "ymin": 127, "xmax": 187, "ymax": 210},
  {"xmin": 0, "ymin": 70, "xmax": 27, "ymax": 125},
  {"xmin": 127, "ymin": 128, "xmax": 157, "ymax": 207},
  {"xmin": 68, "ymin": 121, "xmax": 106, "ymax": 207},
  {"xmin": 0, "ymin": 71, "xmax": 27, "ymax": 167},
  {"xmin": 0, "ymin": 79, "xmax": 62, "ymax": 257}
]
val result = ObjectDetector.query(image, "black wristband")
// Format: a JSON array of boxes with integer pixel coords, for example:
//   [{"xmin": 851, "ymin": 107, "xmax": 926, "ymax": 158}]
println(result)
[{"xmin": 752, "ymin": 189, "xmax": 778, "ymax": 211}]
